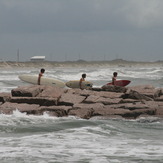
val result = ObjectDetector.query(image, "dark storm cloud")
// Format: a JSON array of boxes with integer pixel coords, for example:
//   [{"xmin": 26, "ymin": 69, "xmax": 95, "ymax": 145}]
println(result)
[
  {"xmin": 0, "ymin": 0, "xmax": 163, "ymax": 61},
  {"xmin": 1, "ymin": 0, "xmax": 156, "ymax": 33}
]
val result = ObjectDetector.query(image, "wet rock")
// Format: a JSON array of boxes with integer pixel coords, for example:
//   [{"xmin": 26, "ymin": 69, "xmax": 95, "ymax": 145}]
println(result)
[
  {"xmin": 101, "ymin": 85, "xmax": 127, "ymax": 93},
  {"xmin": 144, "ymin": 101, "xmax": 163, "ymax": 117},
  {"xmin": 129, "ymin": 85, "xmax": 155, "ymax": 91},
  {"xmin": 10, "ymin": 97, "xmax": 58, "ymax": 106},
  {"xmin": 93, "ymin": 91, "xmax": 123, "ymax": 99},
  {"xmin": 141, "ymin": 101, "xmax": 159, "ymax": 108},
  {"xmin": 122, "ymin": 90, "xmax": 153, "ymax": 101},
  {"xmin": 73, "ymin": 103, "xmax": 104, "ymax": 110},
  {"xmin": 37, "ymin": 86, "xmax": 66, "ymax": 98},
  {"xmin": 69, "ymin": 103, "xmax": 104, "ymax": 119},
  {"xmin": 68, "ymin": 107, "xmax": 94, "ymax": 119},
  {"xmin": 0, "ymin": 102, "xmax": 40, "ymax": 114},
  {"xmin": 58, "ymin": 92, "xmax": 86, "ymax": 106},
  {"xmin": 92, "ymin": 105, "xmax": 156, "ymax": 119},
  {"xmin": 83, "ymin": 95, "xmax": 99, "ymax": 104},
  {"xmin": 122, "ymin": 108, "xmax": 156, "ymax": 119},
  {"xmin": 155, "ymin": 107, "xmax": 163, "ymax": 116},
  {"xmin": 154, "ymin": 89, "xmax": 163, "ymax": 98},
  {"xmin": 92, "ymin": 105, "xmax": 131, "ymax": 117},
  {"xmin": 66, "ymin": 88, "xmax": 92, "ymax": 97},
  {"xmin": 0, "ymin": 84, "xmax": 163, "ymax": 119},
  {"xmin": 0, "ymin": 93, "xmax": 11, "ymax": 103},
  {"xmin": 83, "ymin": 95, "xmax": 121, "ymax": 105},
  {"xmin": 40, "ymin": 105, "xmax": 72, "ymax": 117},
  {"xmin": 128, "ymin": 85, "xmax": 159, "ymax": 99},
  {"xmin": 91, "ymin": 87, "xmax": 104, "ymax": 91},
  {"xmin": 96, "ymin": 97, "xmax": 122, "ymax": 105},
  {"xmin": 11, "ymin": 85, "xmax": 43, "ymax": 97},
  {"xmin": 118, "ymin": 102, "xmax": 151, "ymax": 110},
  {"xmin": 119, "ymin": 98, "xmax": 140, "ymax": 103},
  {"xmin": 155, "ymin": 95, "xmax": 163, "ymax": 102}
]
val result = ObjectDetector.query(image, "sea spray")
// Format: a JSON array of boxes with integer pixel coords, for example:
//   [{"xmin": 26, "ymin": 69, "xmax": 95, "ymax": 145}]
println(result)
[{"xmin": 0, "ymin": 65, "xmax": 163, "ymax": 162}]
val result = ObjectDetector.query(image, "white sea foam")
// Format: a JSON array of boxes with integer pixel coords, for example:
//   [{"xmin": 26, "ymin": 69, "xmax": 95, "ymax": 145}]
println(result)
[
  {"xmin": 1, "ymin": 65, "xmax": 163, "ymax": 84},
  {"xmin": 0, "ymin": 65, "xmax": 163, "ymax": 91},
  {"xmin": 1, "ymin": 117, "xmax": 163, "ymax": 162},
  {"xmin": 0, "ymin": 65, "xmax": 163, "ymax": 162}
]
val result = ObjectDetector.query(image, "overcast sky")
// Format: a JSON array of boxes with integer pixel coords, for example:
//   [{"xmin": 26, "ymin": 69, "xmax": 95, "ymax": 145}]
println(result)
[{"xmin": 0, "ymin": 0, "xmax": 163, "ymax": 62}]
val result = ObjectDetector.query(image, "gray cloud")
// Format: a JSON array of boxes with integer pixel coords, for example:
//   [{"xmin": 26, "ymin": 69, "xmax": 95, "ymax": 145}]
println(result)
[{"xmin": 0, "ymin": 0, "xmax": 163, "ymax": 61}]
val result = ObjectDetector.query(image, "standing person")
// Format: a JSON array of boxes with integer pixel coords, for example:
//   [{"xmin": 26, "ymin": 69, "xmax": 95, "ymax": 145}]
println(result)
[
  {"xmin": 112, "ymin": 72, "xmax": 118, "ymax": 85},
  {"xmin": 38, "ymin": 68, "xmax": 45, "ymax": 85},
  {"xmin": 79, "ymin": 73, "xmax": 86, "ymax": 89}
]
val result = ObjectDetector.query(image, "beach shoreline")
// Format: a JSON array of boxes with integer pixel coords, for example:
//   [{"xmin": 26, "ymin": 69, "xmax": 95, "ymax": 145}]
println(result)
[{"xmin": 0, "ymin": 59, "xmax": 163, "ymax": 68}]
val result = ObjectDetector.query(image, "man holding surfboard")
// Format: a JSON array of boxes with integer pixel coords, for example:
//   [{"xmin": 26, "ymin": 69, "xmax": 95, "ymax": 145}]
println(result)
[
  {"xmin": 38, "ymin": 68, "xmax": 45, "ymax": 85},
  {"xmin": 79, "ymin": 73, "xmax": 86, "ymax": 89},
  {"xmin": 105, "ymin": 72, "xmax": 130, "ymax": 87},
  {"xmin": 19, "ymin": 68, "xmax": 65, "ymax": 88},
  {"xmin": 112, "ymin": 72, "xmax": 118, "ymax": 85},
  {"xmin": 65, "ymin": 74, "xmax": 93, "ymax": 89}
]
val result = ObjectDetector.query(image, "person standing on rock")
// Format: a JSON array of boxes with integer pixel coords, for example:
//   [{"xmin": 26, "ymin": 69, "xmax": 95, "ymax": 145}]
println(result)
[
  {"xmin": 112, "ymin": 72, "xmax": 118, "ymax": 85},
  {"xmin": 79, "ymin": 73, "xmax": 86, "ymax": 89},
  {"xmin": 38, "ymin": 68, "xmax": 45, "ymax": 85}
]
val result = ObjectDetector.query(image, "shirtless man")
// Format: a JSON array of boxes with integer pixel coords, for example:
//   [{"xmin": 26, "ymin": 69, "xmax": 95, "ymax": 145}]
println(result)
[
  {"xmin": 112, "ymin": 72, "xmax": 118, "ymax": 85},
  {"xmin": 38, "ymin": 68, "xmax": 45, "ymax": 85},
  {"xmin": 79, "ymin": 73, "xmax": 86, "ymax": 89}
]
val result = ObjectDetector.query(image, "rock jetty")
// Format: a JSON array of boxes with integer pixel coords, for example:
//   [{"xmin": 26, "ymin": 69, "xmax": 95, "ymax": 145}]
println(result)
[{"xmin": 0, "ymin": 84, "xmax": 163, "ymax": 119}]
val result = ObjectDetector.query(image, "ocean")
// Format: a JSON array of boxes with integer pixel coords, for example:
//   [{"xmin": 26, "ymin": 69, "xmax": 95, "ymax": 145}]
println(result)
[{"xmin": 0, "ymin": 63, "xmax": 163, "ymax": 163}]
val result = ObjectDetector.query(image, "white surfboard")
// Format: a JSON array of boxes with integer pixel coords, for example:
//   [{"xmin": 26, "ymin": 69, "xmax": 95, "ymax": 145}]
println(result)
[
  {"xmin": 66, "ymin": 80, "xmax": 93, "ymax": 89},
  {"xmin": 19, "ymin": 75, "xmax": 65, "ymax": 88}
]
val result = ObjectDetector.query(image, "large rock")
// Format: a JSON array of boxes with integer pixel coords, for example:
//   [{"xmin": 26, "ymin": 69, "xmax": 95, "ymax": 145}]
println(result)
[
  {"xmin": 0, "ymin": 84, "xmax": 163, "ymax": 119},
  {"xmin": 121, "ymin": 108, "xmax": 156, "ymax": 118},
  {"xmin": 155, "ymin": 95, "xmax": 163, "ymax": 102},
  {"xmin": 154, "ymin": 89, "xmax": 163, "ymax": 99},
  {"xmin": 106, "ymin": 102, "xmax": 157, "ymax": 110},
  {"xmin": 37, "ymin": 86, "xmax": 66, "ymax": 98},
  {"xmin": 58, "ymin": 92, "xmax": 86, "ymax": 106},
  {"xmin": 96, "ymin": 97, "xmax": 122, "ymax": 105},
  {"xmin": 10, "ymin": 97, "xmax": 58, "ymax": 106},
  {"xmin": 92, "ymin": 105, "xmax": 131, "ymax": 117},
  {"xmin": 128, "ymin": 85, "xmax": 160, "ymax": 99},
  {"xmin": 154, "ymin": 101, "xmax": 163, "ymax": 116},
  {"xmin": 69, "ymin": 103, "xmax": 104, "ymax": 119},
  {"xmin": 128, "ymin": 85, "xmax": 155, "ymax": 92},
  {"xmin": 69, "ymin": 107, "xmax": 94, "ymax": 119},
  {"xmin": 117, "ymin": 102, "xmax": 150, "ymax": 110},
  {"xmin": 11, "ymin": 85, "xmax": 43, "ymax": 97},
  {"xmin": 93, "ymin": 91, "xmax": 123, "ymax": 99},
  {"xmin": 0, "ymin": 102, "xmax": 40, "ymax": 114},
  {"xmin": 120, "ymin": 98, "xmax": 140, "ymax": 103},
  {"xmin": 73, "ymin": 103, "xmax": 104, "ymax": 110},
  {"xmin": 122, "ymin": 90, "xmax": 153, "ymax": 101},
  {"xmin": 40, "ymin": 105, "xmax": 72, "ymax": 117},
  {"xmin": 83, "ymin": 95, "xmax": 121, "ymax": 105},
  {"xmin": 66, "ymin": 89, "xmax": 92, "ymax": 97},
  {"xmin": 155, "ymin": 107, "xmax": 163, "ymax": 116},
  {"xmin": 0, "ymin": 93, "xmax": 11, "ymax": 103},
  {"xmin": 101, "ymin": 85, "xmax": 127, "ymax": 93},
  {"xmin": 83, "ymin": 95, "xmax": 99, "ymax": 104}
]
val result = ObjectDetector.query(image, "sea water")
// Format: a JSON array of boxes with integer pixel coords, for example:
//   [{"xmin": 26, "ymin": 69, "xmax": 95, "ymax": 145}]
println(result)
[{"xmin": 0, "ymin": 64, "xmax": 163, "ymax": 163}]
